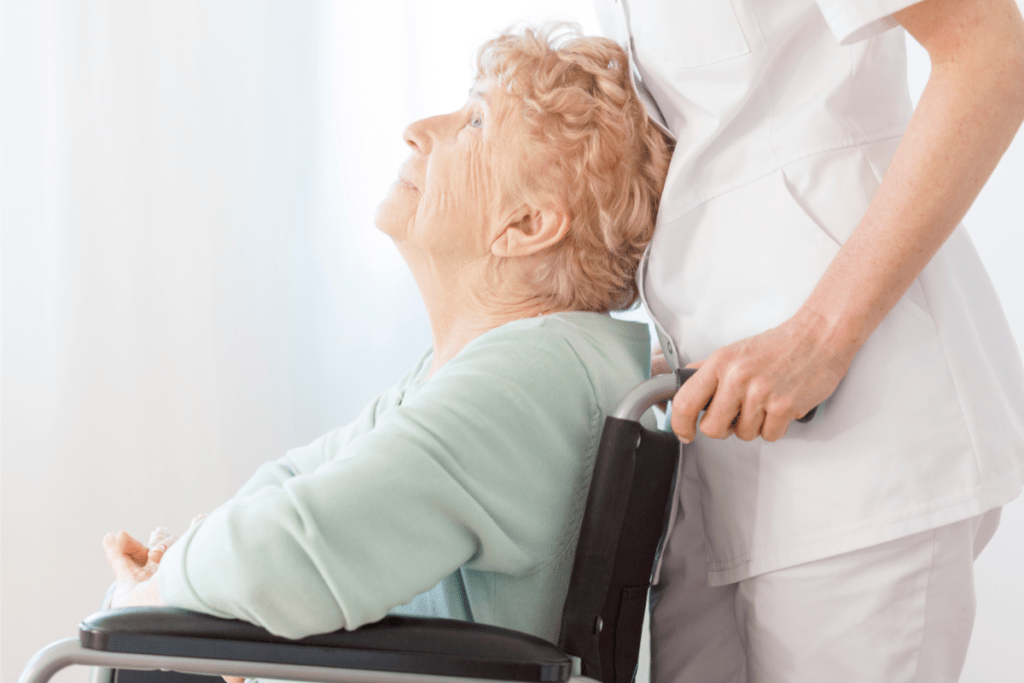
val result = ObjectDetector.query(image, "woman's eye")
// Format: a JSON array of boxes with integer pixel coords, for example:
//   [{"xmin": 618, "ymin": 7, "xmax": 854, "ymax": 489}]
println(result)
[{"xmin": 469, "ymin": 114, "xmax": 483, "ymax": 129}]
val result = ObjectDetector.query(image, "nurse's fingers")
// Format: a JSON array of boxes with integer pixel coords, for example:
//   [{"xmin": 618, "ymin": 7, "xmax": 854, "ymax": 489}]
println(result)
[
  {"xmin": 698, "ymin": 376, "xmax": 743, "ymax": 439},
  {"xmin": 733, "ymin": 400, "xmax": 767, "ymax": 442},
  {"xmin": 670, "ymin": 363, "xmax": 717, "ymax": 443},
  {"xmin": 761, "ymin": 410, "xmax": 792, "ymax": 442}
]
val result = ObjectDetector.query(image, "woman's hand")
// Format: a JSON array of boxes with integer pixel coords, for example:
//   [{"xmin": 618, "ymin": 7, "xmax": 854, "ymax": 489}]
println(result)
[
  {"xmin": 650, "ymin": 344, "xmax": 674, "ymax": 412},
  {"xmin": 102, "ymin": 530, "xmax": 167, "ymax": 608},
  {"xmin": 670, "ymin": 312, "xmax": 853, "ymax": 443},
  {"xmin": 102, "ymin": 515, "xmax": 206, "ymax": 608},
  {"xmin": 105, "ymin": 518, "xmax": 238, "ymax": 683},
  {"xmin": 651, "ymin": 344, "xmax": 672, "ymax": 378}
]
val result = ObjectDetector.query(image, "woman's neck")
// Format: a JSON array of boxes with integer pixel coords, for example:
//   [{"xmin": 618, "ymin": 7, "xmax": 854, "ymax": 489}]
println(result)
[
  {"xmin": 424, "ymin": 289, "xmax": 555, "ymax": 378},
  {"xmin": 398, "ymin": 243, "xmax": 562, "ymax": 377},
  {"xmin": 407, "ymin": 259, "xmax": 553, "ymax": 376}
]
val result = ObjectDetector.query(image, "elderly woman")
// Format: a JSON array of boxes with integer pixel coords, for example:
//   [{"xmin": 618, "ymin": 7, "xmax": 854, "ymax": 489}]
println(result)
[{"xmin": 101, "ymin": 24, "xmax": 672, "ymax": 645}]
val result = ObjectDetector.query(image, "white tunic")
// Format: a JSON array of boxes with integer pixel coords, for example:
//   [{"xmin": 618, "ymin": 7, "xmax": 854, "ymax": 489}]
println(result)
[{"xmin": 597, "ymin": 0, "xmax": 1024, "ymax": 584}]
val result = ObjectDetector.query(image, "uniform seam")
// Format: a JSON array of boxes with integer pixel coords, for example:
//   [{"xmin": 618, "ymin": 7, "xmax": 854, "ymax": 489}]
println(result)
[
  {"xmin": 749, "ymin": 2, "xmax": 780, "ymax": 169},
  {"xmin": 913, "ymin": 266, "xmax": 984, "ymax": 481},
  {"xmin": 658, "ymin": 129, "xmax": 907, "ymax": 224},
  {"xmin": 908, "ymin": 528, "xmax": 939, "ymax": 683},
  {"xmin": 855, "ymin": 125, "xmax": 982, "ymax": 483}
]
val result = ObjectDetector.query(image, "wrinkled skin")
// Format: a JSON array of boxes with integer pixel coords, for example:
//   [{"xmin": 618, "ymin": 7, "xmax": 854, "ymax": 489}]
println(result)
[{"xmin": 376, "ymin": 80, "xmax": 527, "ymax": 268}]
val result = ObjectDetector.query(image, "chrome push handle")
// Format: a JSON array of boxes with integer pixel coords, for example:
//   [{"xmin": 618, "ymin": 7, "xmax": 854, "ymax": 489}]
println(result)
[{"xmin": 612, "ymin": 369, "xmax": 817, "ymax": 424}]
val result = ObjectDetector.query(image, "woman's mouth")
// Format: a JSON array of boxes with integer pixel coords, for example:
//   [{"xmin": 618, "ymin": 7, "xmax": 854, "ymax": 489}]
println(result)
[{"xmin": 397, "ymin": 177, "xmax": 419, "ymax": 192}]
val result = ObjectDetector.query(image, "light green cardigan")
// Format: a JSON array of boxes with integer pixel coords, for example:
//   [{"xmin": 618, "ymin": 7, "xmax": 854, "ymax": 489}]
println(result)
[{"xmin": 158, "ymin": 312, "xmax": 650, "ymax": 644}]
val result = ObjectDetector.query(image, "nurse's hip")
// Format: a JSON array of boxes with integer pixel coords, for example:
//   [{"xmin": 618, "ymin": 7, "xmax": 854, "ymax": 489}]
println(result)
[{"xmin": 649, "ymin": 451, "xmax": 1002, "ymax": 683}]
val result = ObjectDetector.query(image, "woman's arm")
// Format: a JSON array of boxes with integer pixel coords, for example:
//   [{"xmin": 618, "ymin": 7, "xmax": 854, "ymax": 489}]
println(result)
[
  {"xmin": 154, "ymin": 325, "xmax": 608, "ymax": 639},
  {"xmin": 233, "ymin": 377, "xmax": 414, "ymax": 497},
  {"xmin": 670, "ymin": 0, "xmax": 1024, "ymax": 443}
]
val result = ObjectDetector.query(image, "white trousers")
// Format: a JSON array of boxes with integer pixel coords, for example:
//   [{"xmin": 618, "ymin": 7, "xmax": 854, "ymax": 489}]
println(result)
[{"xmin": 650, "ymin": 450, "xmax": 1002, "ymax": 683}]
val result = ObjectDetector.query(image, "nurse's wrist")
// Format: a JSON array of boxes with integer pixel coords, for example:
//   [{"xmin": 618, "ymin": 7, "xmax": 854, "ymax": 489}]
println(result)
[{"xmin": 791, "ymin": 304, "xmax": 865, "ymax": 367}]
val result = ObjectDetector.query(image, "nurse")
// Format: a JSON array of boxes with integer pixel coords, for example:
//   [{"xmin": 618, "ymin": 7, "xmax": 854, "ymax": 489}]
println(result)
[{"xmin": 595, "ymin": 0, "xmax": 1024, "ymax": 681}]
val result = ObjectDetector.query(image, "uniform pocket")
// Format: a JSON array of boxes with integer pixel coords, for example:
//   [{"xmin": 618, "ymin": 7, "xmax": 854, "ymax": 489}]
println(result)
[
  {"xmin": 646, "ymin": 170, "xmax": 841, "ymax": 359},
  {"xmin": 633, "ymin": 0, "xmax": 750, "ymax": 67}
]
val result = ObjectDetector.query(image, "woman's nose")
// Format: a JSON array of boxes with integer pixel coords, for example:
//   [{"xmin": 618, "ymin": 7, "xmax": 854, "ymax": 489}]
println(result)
[
  {"xmin": 403, "ymin": 115, "xmax": 440, "ymax": 153},
  {"xmin": 403, "ymin": 111, "xmax": 458, "ymax": 153}
]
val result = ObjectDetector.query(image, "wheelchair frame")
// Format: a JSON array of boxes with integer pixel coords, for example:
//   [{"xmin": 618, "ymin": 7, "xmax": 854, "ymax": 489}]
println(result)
[{"xmin": 20, "ymin": 373, "xmax": 682, "ymax": 683}]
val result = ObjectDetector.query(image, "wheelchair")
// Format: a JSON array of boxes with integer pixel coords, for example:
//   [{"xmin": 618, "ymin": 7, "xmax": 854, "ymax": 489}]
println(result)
[{"xmin": 20, "ymin": 372, "xmax": 686, "ymax": 683}]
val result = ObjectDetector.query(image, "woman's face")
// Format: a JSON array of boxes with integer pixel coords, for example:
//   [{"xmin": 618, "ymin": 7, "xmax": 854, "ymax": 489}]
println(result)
[{"xmin": 375, "ymin": 81, "xmax": 527, "ymax": 260}]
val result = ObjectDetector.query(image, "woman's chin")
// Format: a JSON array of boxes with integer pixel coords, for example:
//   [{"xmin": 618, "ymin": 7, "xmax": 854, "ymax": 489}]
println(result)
[
  {"xmin": 373, "ymin": 204, "xmax": 404, "ymax": 240},
  {"xmin": 374, "ymin": 187, "xmax": 418, "ymax": 240}
]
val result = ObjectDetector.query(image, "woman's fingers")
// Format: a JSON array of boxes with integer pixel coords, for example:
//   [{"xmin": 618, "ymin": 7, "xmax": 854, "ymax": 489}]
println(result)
[
  {"xmin": 148, "ymin": 526, "xmax": 172, "ymax": 547},
  {"xmin": 104, "ymin": 530, "xmax": 169, "ymax": 578},
  {"xmin": 102, "ymin": 532, "xmax": 119, "ymax": 563},
  {"xmin": 115, "ymin": 516, "xmax": 206, "ymax": 573},
  {"xmin": 104, "ymin": 532, "xmax": 144, "ymax": 577},
  {"xmin": 650, "ymin": 345, "xmax": 672, "ymax": 377},
  {"xmin": 147, "ymin": 543, "xmax": 168, "ymax": 565},
  {"xmin": 650, "ymin": 346, "xmax": 673, "ymax": 411},
  {"xmin": 115, "ymin": 530, "xmax": 150, "ymax": 566}
]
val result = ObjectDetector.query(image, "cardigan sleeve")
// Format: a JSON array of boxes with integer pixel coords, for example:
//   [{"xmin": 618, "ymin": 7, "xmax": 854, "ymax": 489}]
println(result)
[
  {"xmin": 231, "ymin": 390, "xmax": 394, "ymax": 497},
  {"xmin": 232, "ymin": 351, "xmax": 432, "ymax": 498},
  {"xmin": 157, "ymin": 322, "xmax": 603, "ymax": 639}
]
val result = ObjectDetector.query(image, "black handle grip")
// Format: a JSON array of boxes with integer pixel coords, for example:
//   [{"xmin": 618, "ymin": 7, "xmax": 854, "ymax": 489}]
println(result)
[
  {"xmin": 674, "ymin": 368, "xmax": 817, "ymax": 423},
  {"xmin": 674, "ymin": 368, "xmax": 698, "ymax": 387},
  {"xmin": 796, "ymin": 406, "xmax": 817, "ymax": 423}
]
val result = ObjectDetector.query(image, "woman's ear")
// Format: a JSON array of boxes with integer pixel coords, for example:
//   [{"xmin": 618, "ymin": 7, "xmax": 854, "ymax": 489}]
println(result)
[{"xmin": 491, "ymin": 208, "xmax": 570, "ymax": 258}]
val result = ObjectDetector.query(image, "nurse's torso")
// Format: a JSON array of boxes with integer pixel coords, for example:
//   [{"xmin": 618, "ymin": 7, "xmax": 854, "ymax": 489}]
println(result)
[
  {"xmin": 601, "ymin": 0, "xmax": 912, "ymax": 222},
  {"xmin": 599, "ymin": 0, "xmax": 915, "ymax": 358},
  {"xmin": 597, "ymin": 0, "xmax": 1024, "ymax": 584}
]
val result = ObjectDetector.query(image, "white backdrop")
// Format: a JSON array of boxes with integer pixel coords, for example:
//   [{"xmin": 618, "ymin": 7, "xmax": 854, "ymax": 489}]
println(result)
[{"xmin": 2, "ymin": 2, "xmax": 1021, "ymax": 683}]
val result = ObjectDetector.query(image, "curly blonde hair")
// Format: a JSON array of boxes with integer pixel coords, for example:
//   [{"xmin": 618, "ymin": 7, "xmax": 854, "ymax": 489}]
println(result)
[{"xmin": 476, "ymin": 24, "xmax": 673, "ymax": 312}]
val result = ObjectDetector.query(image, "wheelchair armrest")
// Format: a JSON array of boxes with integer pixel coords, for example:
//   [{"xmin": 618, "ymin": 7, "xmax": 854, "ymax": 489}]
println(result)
[{"xmin": 80, "ymin": 608, "xmax": 572, "ymax": 682}]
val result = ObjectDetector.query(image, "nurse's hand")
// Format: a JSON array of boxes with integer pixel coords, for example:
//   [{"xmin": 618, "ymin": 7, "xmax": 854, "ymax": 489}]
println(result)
[{"xmin": 669, "ymin": 313, "xmax": 853, "ymax": 443}]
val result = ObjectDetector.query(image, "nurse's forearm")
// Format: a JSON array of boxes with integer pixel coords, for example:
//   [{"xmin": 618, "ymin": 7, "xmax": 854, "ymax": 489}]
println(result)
[{"xmin": 796, "ymin": 0, "xmax": 1024, "ymax": 360}]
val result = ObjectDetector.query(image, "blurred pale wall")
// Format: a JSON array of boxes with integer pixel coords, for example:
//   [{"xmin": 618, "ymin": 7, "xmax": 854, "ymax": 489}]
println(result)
[{"xmin": 1, "ymin": 2, "xmax": 1021, "ymax": 683}]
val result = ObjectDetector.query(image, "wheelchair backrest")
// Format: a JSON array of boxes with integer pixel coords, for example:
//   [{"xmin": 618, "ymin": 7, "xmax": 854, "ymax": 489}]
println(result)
[{"xmin": 557, "ymin": 415, "xmax": 680, "ymax": 683}]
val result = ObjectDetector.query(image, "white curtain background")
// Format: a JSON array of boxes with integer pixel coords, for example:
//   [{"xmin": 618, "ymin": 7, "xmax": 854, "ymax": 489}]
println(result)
[{"xmin": 1, "ymin": 3, "xmax": 1021, "ymax": 683}]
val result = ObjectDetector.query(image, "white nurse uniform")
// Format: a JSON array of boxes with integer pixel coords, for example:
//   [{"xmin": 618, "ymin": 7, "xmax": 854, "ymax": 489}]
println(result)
[{"xmin": 595, "ymin": 0, "xmax": 1024, "ymax": 679}]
